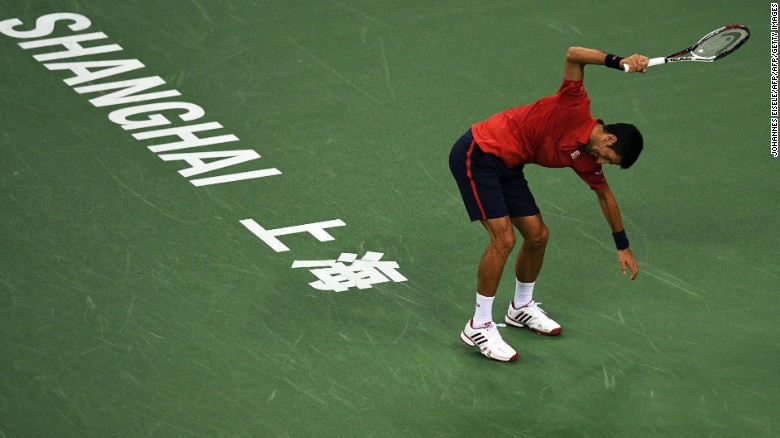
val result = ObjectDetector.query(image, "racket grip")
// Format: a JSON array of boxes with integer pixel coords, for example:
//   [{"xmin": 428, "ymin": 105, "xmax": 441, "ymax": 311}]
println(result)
[
  {"xmin": 647, "ymin": 57, "xmax": 666, "ymax": 67},
  {"xmin": 622, "ymin": 57, "xmax": 666, "ymax": 72}
]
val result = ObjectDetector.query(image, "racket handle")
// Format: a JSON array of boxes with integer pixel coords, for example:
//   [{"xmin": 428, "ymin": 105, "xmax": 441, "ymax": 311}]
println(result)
[
  {"xmin": 622, "ymin": 57, "xmax": 667, "ymax": 72},
  {"xmin": 648, "ymin": 57, "xmax": 666, "ymax": 67}
]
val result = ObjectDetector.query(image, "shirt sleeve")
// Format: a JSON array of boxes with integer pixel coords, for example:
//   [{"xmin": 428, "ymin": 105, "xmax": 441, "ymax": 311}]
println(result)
[
  {"xmin": 556, "ymin": 80, "xmax": 589, "ymax": 109},
  {"xmin": 573, "ymin": 159, "xmax": 607, "ymax": 190}
]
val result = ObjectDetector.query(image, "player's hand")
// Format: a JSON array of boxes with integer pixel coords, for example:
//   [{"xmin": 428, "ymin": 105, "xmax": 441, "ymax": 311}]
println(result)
[
  {"xmin": 620, "ymin": 54, "xmax": 651, "ymax": 73},
  {"xmin": 618, "ymin": 248, "xmax": 638, "ymax": 280}
]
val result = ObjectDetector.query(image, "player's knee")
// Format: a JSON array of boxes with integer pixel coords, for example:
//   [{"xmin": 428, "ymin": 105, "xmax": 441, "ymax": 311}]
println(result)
[
  {"xmin": 524, "ymin": 225, "xmax": 549, "ymax": 249},
  {"xmin": 491, "ymin": 231, "xmax": 516, "ymax": 258}
]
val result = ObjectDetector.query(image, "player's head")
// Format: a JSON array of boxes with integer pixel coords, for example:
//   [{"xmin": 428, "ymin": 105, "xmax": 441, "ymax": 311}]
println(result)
[{"xmin": 603, "ymin": 123, "xmax": 643, "ymax": 169}]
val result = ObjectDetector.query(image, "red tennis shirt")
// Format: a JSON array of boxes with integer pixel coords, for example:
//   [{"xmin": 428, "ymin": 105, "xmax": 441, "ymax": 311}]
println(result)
[{"xmin": 471, "ymin": 79, "xmax": 606, "ymax": 190}]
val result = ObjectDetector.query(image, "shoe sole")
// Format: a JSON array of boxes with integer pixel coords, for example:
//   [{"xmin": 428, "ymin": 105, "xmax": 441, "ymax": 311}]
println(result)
[
  {"xmin": 504, "ymin": 315, "xmax": 562, "ymax": 336},
  {"xmin": 460, "ymin": 331, "xmax": 477, "ymax": 346},
  {"xmin": 460, "ymin": 331, "xmax": 518, "ymax": 362}
]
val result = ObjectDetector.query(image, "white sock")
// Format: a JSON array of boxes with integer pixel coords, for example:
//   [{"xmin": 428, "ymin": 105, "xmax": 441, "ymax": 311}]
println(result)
[
  {"xmin": 513, "ymin": 280, "xmax": 535, "ymax": 308},
  {"xmin": 473, "ymin": 293, "xmax": 494, "ymax": 328}
]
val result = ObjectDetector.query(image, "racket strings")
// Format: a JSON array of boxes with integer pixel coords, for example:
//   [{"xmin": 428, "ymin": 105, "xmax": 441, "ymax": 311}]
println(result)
[{"xmin": 696, "ymin": 29, "xmax": 749, "ymax": 58}]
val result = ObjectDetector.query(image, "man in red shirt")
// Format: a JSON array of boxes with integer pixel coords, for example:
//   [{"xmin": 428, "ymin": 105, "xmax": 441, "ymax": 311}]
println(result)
[{"xmin": 451, "ymin": 47, "xmax": 649, "ymax": 362}]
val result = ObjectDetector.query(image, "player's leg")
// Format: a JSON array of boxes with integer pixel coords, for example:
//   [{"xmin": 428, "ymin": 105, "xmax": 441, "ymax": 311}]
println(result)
[
  {"xmin": 505, "ymin": 214, "xmax": 561, "ymax": 335},
  {"xmin": 449, "ymin": 130, "xmax": 516, "ymax": 305},
  {"xmin": 476, "ymin": 216, "xmax": 515, "ymax": 298},
  {"xmin": 449, "ymin": 130, "xmax": 517, "ymax": 362},
  {"xmin": 512, "ymin": 214, "xmax": 549, "ymax": 285}
]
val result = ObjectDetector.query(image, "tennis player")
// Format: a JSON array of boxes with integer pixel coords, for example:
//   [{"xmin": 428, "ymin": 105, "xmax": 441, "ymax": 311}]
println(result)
[{"xmin": 451, "ymin": 47, "xmax": 649, "ymax": 362}]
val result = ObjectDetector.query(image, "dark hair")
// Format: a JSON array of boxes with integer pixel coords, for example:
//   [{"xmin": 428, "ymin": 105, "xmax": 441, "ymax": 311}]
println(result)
[{"xmin": 603, "ymin": 123, "xmax": 643, "ymax": 169}]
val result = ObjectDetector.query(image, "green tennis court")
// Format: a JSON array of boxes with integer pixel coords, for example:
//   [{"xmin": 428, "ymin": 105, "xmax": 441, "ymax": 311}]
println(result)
[{"xmin": 1, "ymin": 1, "xmax": 776, "ymax": 436}]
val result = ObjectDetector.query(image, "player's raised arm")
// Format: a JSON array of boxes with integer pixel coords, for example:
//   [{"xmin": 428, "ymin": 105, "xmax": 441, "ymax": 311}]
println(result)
[{"xmin": 564, "ymin": 46, "xmax": 650, "ymax": 81}]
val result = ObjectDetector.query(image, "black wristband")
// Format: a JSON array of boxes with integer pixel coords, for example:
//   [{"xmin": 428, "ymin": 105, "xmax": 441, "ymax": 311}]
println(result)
[
  {"xmin": 612, "ymin": 230, "xmax": 629, "ymax": 250},
  {"xmin": 605, "ymin": 54, "xmax": 624, "ymax": 70}
]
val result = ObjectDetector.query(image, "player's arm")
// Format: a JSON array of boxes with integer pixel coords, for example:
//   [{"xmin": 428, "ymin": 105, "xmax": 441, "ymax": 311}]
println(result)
[
  {"xmin": 564, "ymin": 46, "xmax": 650, "ymax": 81},
  {"xmin": 594, "ymin": 182, "xmax": 639, "ymax": 280}
]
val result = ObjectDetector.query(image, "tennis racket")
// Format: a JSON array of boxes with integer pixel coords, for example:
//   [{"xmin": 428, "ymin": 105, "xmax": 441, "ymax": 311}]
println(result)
[{"xmin": 623, "ymin": 24, "xmax": 750, "ymax": 72}]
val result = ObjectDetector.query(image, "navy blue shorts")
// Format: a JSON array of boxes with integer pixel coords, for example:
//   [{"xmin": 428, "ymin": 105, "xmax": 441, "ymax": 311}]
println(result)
[{"xmin": 449, "ymin": 129, "xmax": 540, "ymax": 221}]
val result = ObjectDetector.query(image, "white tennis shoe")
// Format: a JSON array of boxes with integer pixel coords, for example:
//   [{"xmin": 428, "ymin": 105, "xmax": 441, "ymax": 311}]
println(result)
[
  {"xmin": 460, "ymin": 319, "xmax": 518, "ymax": 362},
  {"xmin": 505, "ymin": 300, "xmax": 562, "ymax": 336}
]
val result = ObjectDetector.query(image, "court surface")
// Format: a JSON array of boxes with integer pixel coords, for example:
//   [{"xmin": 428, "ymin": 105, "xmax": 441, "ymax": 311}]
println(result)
[{"xmin": 1, "ymin": 1, "xmax": 777, "ymax": 436}]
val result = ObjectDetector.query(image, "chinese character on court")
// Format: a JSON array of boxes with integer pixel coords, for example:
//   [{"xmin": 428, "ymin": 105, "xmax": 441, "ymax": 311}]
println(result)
[{"xmin": 291, "ymin": 252, "xmax": 407, "ymax": 292}]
